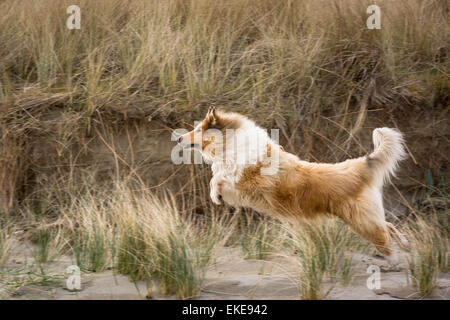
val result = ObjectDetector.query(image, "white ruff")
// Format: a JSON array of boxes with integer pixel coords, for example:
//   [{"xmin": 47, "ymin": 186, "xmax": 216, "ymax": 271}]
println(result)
[{"xmin": 203, "ymin": 119, "xmax": 278, "ymax": 206}]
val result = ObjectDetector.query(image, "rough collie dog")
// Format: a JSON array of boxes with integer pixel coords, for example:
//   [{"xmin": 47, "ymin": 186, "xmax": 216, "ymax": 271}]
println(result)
[{"xmin": 177, "ymin": 107, "xmax": 409, "ymax": 256}]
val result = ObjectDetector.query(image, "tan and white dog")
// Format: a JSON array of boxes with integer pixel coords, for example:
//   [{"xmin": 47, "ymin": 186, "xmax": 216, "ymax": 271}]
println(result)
[{"xmin": 177, "ymin": 107, "xmax": 409, "ymax": 256}]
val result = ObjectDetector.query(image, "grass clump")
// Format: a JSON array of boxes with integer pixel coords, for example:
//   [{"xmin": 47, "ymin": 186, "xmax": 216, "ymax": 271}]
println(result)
[
  {"xmin": 286, "ymin": 219, "xmax": 370, "ymax": 299},
  {"xmin": 238, "ymin": 211, "xmax": 285, "ymax": 260},
  {"xmin": 65, "ymin": 196, "xmax": 115, "ymax": 272},
  {"xmin": 56, "ymin": 181, "xmax": 233, "ymax": 299},
  {"xmin": 32, "ymin": 225, "xmax": 68, "ymax": 264},
  {"xmin": 405, "ymin": 214, "xmax": 449, "ymax": 296},
  {"xmin": 116, "ymin": 222, "xmax": 150, "ymax": 281},
  {"xmin": 71, "ymin": 224, "xmax": 114, "ymax": 273},
  {"xmin": 0, "ymin": 224, "xmax": 14, "ymax": 268},
  {"xmin": 114, "ymin": 189, "xmax": 233, "ymax": 299}
]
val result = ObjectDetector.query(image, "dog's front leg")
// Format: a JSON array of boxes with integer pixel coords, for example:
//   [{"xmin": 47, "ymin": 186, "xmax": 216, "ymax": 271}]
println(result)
[{"xmin": 209, "ymin": 176, "xmax": 224, "ymax": 205}]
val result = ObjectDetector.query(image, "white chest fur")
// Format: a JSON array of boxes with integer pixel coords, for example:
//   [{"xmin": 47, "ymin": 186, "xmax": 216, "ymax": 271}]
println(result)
[{"xmin": 209, "ymin": 162, "xmax": 243, "ymax": 205}]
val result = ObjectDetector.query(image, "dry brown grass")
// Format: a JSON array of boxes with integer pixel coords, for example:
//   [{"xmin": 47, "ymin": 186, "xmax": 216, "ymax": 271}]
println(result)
[
  {"xmin": 45, "ymin": 180, "xmax": 234, "ymax": 299},
  {"xmin": 0, "ymin": 0, "xmax": 448, "ymax": 212}
]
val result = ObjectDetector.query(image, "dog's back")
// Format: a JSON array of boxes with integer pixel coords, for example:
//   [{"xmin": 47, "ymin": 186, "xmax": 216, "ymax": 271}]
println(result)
[{"xmin": 235, "ymin": 126, "xmax": 408, "ymax": 255}]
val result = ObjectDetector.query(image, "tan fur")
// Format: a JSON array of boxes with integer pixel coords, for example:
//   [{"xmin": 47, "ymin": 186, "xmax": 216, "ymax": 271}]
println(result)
[{"xmin": 178, "ymin": 108, "xmax": 408, "ymax": 256}]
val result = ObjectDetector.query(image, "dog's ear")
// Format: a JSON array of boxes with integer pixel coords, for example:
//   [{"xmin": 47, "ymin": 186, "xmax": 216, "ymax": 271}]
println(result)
[
  {"xmin": 206, "ymin": 106, "xmax": 218, "ymax": 126},
  {"xmin": 207, "ymin": 106, "xmax": 216, "ymax": 117}
]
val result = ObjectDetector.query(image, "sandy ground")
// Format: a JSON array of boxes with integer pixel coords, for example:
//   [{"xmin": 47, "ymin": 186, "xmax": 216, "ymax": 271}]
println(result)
[{"xmin": 1, "ymin": 242, "xmax": 449, "ymax": 300}]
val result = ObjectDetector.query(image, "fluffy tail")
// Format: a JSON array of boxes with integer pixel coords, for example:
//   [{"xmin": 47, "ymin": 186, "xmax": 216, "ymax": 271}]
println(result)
[{"xmin": 367, "ymin": 127, "xmax": 406, "ymax": 186}]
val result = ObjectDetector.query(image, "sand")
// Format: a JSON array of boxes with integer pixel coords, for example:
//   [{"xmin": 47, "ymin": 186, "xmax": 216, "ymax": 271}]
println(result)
[{"xmin": 1, "ymin": 242, "xmax": 448, "ymax": 300}]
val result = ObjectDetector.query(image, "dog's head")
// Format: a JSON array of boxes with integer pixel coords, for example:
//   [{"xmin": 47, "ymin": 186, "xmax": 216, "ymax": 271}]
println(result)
[{"xmin": 176, "ymin": 107, "xmax": 244, "ymax": 159}]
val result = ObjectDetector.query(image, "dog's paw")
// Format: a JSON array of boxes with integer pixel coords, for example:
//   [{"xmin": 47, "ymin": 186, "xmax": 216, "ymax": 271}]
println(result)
[
  {"xmin": 210, "ymin": 191, "xmax": 222, "ymax": 205},
  {"xmin": 211, "ymin": 195, "xmax": 222, "ymax": 205}
]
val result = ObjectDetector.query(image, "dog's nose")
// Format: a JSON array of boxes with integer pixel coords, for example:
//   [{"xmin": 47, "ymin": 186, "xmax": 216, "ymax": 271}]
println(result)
[{"xmin": 177, "ymin": 136, "xmax": 182, "ymax": 144}]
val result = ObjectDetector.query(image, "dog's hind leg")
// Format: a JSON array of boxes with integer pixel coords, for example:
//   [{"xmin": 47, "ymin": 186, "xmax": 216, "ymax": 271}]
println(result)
[
  {"xmin": 355, "ymin": 220, "xmax": 392, "ymax": 256},
  {"xmin": 338, "ymin": 200, "xmax": 393, "ymax": 256}
]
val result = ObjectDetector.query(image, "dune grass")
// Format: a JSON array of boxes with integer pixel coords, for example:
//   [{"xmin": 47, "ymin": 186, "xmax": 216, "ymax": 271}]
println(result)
[
  {"xmin": 404, "ymin": 213, "xmax": 449, "ymax": 296},
  {"xmin": 286, "ymin": 219, "xmax": 373, "ymax": 299},
  {"xmin": 237, "ymin": 210, "xmax": 286, "ymax": 260},
  {"xmin": 2, "ymin": 176, "xmax": 449, "ymax": 300},
  {"xmin": 69, "ymin": 216, "xmax": 114, "ymax": 273},
  {"xmin": 40, "ymin": 180, "xmax": 235, "ymax": 299},
  {"xmin": 33, "ymin": 228, "xmax": 68, "ymax": 264},
  {"xmin": 0, "ymin": 224, "xmax": 14, "ymax": 268},
  {"xmin": 113, "ymin": 189, "xmax": 234, "ymax": 299}
]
